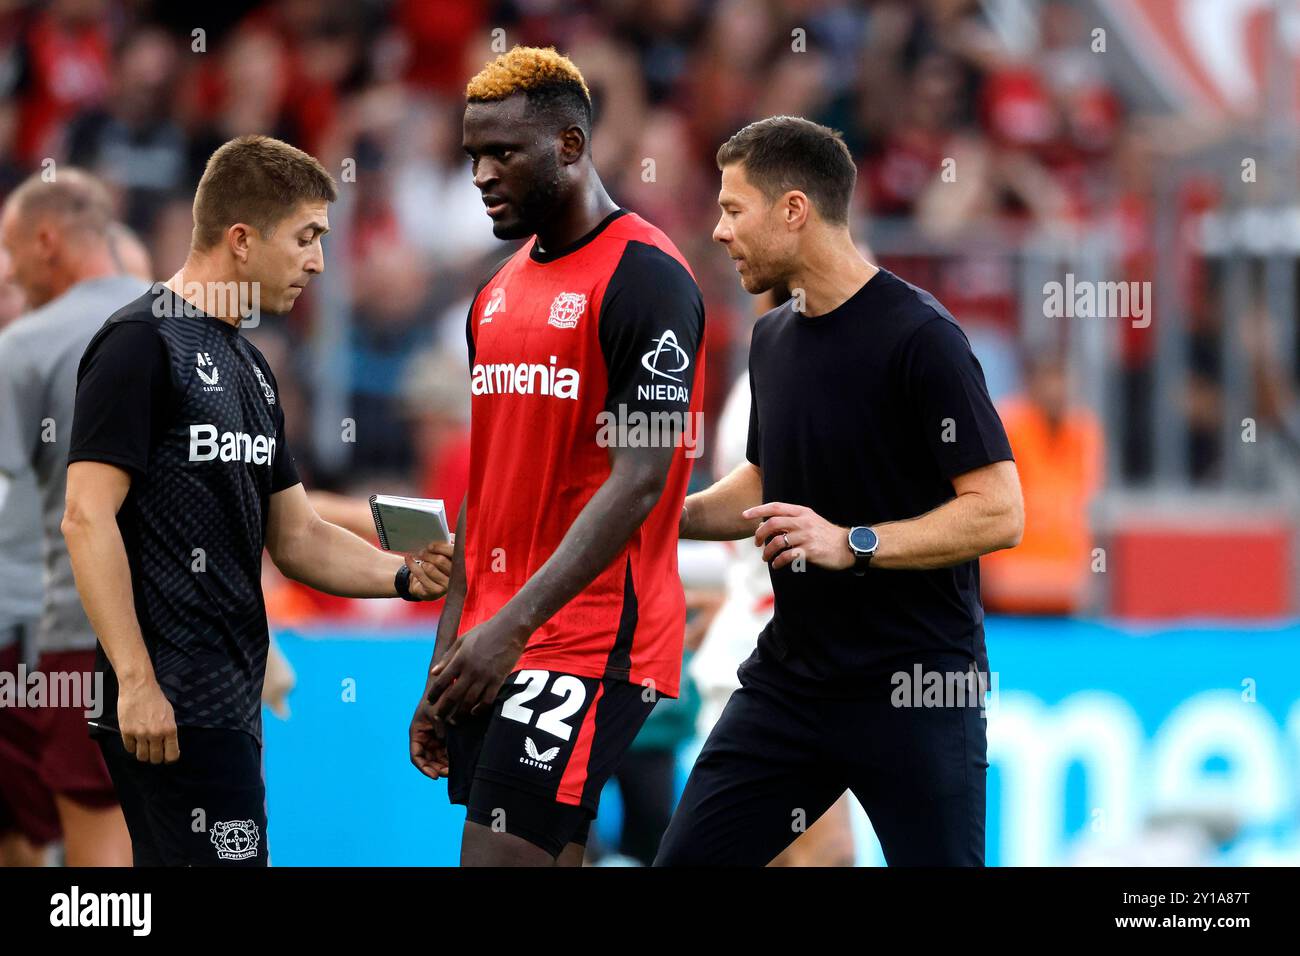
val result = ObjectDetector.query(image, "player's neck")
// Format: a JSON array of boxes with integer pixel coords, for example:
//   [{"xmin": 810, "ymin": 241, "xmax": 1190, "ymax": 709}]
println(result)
[
  {"xmin": 787, "ymin": 231, "xmax": 877, "ymax": 318},
  {"xmin": 533, "ymin": 178, "xmax": 619, "ymax": 256},
  {"xmin": 165, "ymin": 257, "xmax": 243, "ymax": 327}
]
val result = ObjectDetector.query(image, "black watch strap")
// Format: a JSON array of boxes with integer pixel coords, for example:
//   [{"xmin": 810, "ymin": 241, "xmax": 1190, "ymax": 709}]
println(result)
[{"xmin": 394, "ymin": 563, "xmax": 419, "ymax": 601}]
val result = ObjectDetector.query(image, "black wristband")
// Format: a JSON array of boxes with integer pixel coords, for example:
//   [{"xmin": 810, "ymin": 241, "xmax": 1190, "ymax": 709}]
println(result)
[{"xmin": 394, "ymin": 563, "xmax": 419, "ymax": 601}]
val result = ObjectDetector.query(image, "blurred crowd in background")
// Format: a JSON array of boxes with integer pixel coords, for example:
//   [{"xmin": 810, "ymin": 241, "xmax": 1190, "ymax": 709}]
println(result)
[
  {"xmin": 4, "ymin": 0, "xmax": 1299, "ymax": 868},
  {"xmin": 0, "ymin": 0, "xmax": 1290, "ymax": 624}
]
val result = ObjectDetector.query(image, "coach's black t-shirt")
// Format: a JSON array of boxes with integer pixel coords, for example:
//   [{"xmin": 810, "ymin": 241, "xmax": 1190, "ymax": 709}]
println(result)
[
  {"xmin": 742, "ymin": 267, "xmax": 1013, "ymax": 696},
  {"xmin": 69, "ymin": 286, "xmax": 300, "ymax": 742}
]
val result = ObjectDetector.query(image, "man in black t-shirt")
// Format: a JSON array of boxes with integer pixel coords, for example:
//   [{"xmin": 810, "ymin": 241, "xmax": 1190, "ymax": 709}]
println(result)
[
  {"xmin": 656, "ymin": 117, "xmax": 1023, "ymax": 867},
  {"xmin": 64, "ymin": 136, "xmax": 455, "ymax": 866}
]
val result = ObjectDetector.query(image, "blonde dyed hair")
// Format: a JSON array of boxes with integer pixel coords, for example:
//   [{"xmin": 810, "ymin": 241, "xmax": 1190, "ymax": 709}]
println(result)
[{"xmin": 466, "ymin": 46, "xmax": 590, "ymax": 104}]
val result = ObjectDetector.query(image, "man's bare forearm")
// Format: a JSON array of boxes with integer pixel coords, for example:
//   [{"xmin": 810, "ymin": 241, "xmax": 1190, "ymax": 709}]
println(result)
[
  {"xmin": 308, "ymin": 490, "xmax": 379, "ymax": 543},
  {"xmin": 681, "ymin": 462, "xmax": 763, "ymax": 540},
  {"xmin": 63, "ymin": 511, "xmax": 154, "ymax": 687},
  {"xmin": 277, "ymin": 514, "xmax": 403, "ymax": 597},
  {"xmin": 872, "ymin": 493, "xmax": 1020, "ymax": 570}
]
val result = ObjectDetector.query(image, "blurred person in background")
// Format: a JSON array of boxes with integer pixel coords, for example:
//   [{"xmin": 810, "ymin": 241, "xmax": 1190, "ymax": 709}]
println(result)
[
  {"xmin": 0, "ymin": 247, "xmax": 23, "ymax": 319},
  {"xmin": 10, "ymin": 0, "xmax": 112, "ymax": 168},
  {"xmin": 588, "ymin": 666, "xmax": 700, "ymax": 867},
  {"xmin": 0, "ymin": 243, "xmax": 56, "ymax": 867},
  {"xmin": 186, "ymin": 24, "xmax": 293, "ymax": 166},
  {"xmin": 0, "ymin": 170, "xmax": 148, "ymax": 866},
  {"xmin": 403, "ymin": 346, "xmax": 471, "ymax": 532},
  {"xmin": 982, "ymin": 348, "xmax": 1104, "ymax": 615},
  {"xmin": 105, "ymin": 221, "xmax": 152, "ymax": 281},
  {"xmin": 348, "ymin": 237, "xmax": 437, "ymax": 478},
  {"xmin": 1245, "ymin": 304, "xmax": 1300, "ymax": 480},
  {"xmin": 386, "ymin": 98, "xmax": 499, "ymax": 271},
  {"xmin": 65, "ymin": 26, "xmax": 186, "ymax": 235}
]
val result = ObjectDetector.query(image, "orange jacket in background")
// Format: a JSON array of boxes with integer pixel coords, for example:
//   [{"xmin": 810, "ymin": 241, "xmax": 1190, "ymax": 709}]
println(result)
[{"xmin": 981, "ymin": 395, "xmax": 1104, "ymax": 615}]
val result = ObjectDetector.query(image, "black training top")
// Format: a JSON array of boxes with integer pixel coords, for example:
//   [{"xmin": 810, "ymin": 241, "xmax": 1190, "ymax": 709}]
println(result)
[
  {"xmin": 743, "ymin": 267, "xmax": 1014, "ymax": 695},
  {"xmin": 69, "ymin": 286, "xmax": 300, "ymax": 742}
]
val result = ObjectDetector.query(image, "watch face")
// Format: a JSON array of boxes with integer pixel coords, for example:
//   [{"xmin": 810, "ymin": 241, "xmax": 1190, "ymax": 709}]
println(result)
[{"xmin": 849, "ymin": 526, "xmax": 878, "ymax": 555}]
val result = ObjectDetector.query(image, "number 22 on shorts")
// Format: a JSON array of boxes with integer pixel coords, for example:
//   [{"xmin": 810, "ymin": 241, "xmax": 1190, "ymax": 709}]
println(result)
[{"xmin": 499, "ymin": 670, "xmax": 587, "ymax": 741}]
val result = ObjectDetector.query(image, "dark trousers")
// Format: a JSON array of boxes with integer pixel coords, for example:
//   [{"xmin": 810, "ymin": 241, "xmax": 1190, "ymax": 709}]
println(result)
[
  {"xmin": 609, "ymin": 748, "xmax": 677, "ymax": 865},
  {"xmin": 655, "ymin": 652, "xmax": 987, "ymax": 866}
]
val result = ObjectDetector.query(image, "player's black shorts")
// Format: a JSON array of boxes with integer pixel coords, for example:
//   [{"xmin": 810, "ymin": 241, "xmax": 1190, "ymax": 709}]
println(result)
[
  {"xmin": 96, "ymin": 725, "xmax": 268, "ymax": 867},
  {"xmin": 655, "ymin": 648, "xmax": 988, "ymax": 867},
  {"xmin": 447, "ymin": 668, "xmax": 657, "ymax": 858}
]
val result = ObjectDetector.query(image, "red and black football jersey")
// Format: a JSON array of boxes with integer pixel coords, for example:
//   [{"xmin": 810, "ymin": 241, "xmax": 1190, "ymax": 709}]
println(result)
[{"xmin": 460, "ymin": 209, "xmax": 705, "ymax": 698}]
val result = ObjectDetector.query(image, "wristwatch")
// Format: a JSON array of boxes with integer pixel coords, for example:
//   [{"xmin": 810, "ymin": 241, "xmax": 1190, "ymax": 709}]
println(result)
[
  {"xmin": 847, "ymin": 526, "xmax": 878, "ymax": 576},
  {"xmin": 394, "ymin": 563, "xmax": 419, "ymax": 601}
]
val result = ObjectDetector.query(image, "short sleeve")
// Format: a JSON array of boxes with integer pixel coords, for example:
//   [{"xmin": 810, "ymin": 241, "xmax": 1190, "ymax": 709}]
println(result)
[
  {"xmin": 68, "ymin": 322, "xmax": 171, "ymax": 478},
  {"xmin": 598, "ymin": 242, "xmax": 704, "ymax": 418},
  {"xmin": 745, "ymin": 367, "xmax": 761, "ymax": 467},
  {"xmin": 899, "ymin": 316, "xmax": 1013, "ymax": 480},
  {"xmin": 270, "ymin": 402, "xmax": 300, "ymax": 492},
  {"xmin": 0, "ymin": 328, "xmax": 40, "ymax": 476}
]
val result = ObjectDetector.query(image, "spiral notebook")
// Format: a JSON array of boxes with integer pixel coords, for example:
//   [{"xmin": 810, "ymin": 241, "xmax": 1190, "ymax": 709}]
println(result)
[{"xmin": 368, "ymin": 495, "xmax": 450, "ymax": 553}]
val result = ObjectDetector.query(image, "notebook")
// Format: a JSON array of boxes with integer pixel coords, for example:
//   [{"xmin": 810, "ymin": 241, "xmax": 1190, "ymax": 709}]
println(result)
[{"xmin": 368, "ymin": 495, "xmax": 450, "ymax": 553}]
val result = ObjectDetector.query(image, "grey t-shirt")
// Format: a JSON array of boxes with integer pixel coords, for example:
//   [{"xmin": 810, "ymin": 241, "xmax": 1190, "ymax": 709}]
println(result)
[
  {"xmin": 0, "ymin": 467, "xmax": 42, "ymax": 630},
  {"xmin": 0, "ymin": 275, "xmax": 149, "ymax": 652}
]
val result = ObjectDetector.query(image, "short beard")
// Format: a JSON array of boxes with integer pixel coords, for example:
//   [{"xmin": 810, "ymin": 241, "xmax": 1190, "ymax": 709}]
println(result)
[{"xmin": 740, "ymin": 261, "xmax": 786, "ymax": 298}]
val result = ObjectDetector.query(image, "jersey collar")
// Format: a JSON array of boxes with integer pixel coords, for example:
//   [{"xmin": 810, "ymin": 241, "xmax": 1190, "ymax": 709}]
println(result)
[{"xmin": 529, "ymin": 208, "xmax": 628, "ymax": 264}]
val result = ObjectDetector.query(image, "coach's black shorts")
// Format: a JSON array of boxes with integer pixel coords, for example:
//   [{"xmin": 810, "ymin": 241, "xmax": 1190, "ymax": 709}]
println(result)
[
  {"xmin": 447, "ymin": 668, "xmax": 657, "ymax": 858},
  {"xmin": 655, "ymin": 649, "xmax": 988, "ymax": 867},
  {"xmin": 96, "ymin": 726, "xmax": 268, "ymax": 867}
]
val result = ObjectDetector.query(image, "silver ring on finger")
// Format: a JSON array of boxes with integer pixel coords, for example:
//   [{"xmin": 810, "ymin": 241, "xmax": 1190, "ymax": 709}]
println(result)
[{"xmin": 782, "ymin": 533, "xmax": 791, "ymax": 550}]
